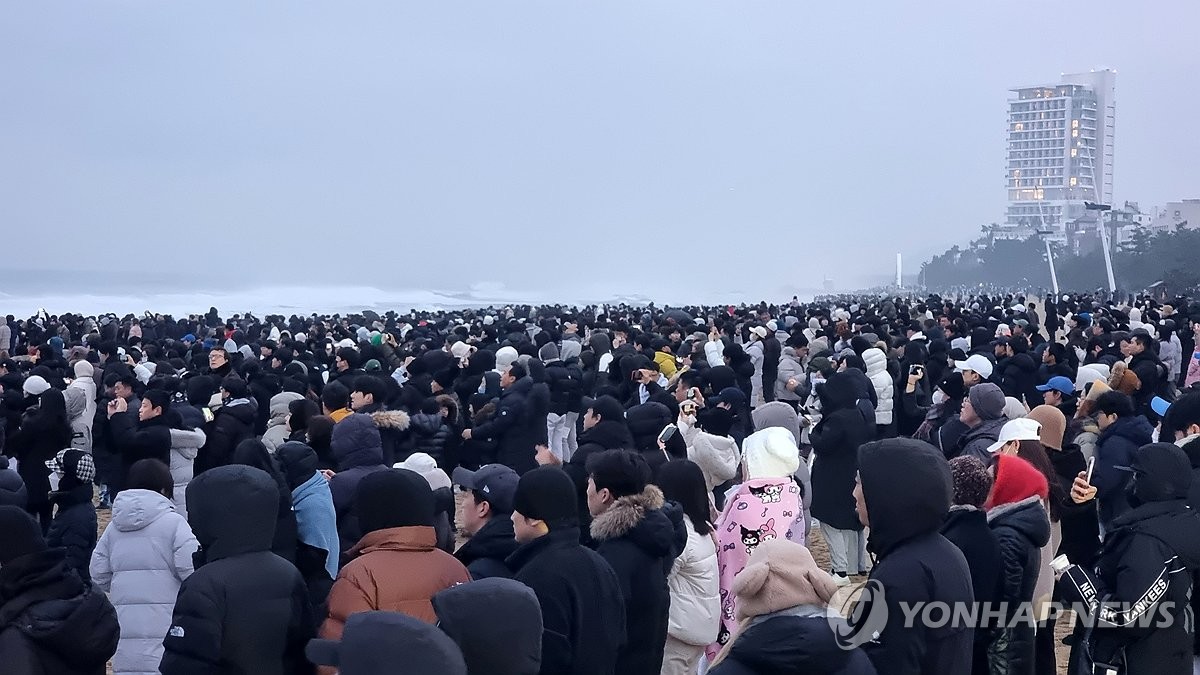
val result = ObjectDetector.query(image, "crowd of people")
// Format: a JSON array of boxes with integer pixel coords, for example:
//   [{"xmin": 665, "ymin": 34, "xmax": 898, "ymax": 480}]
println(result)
[{"xmin": 1, "ymin": 291, "xmax": 1200, "ymax": 674}]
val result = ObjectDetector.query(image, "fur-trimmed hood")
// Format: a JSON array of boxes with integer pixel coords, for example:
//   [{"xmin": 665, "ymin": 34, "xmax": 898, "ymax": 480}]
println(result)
[
  {"xmin": 371, "ymin": 409, "xmax": 411, "ymax": 432},
  {"xmin": 590, "ymin": 485, "xmax": 684, "ymax": 559}
]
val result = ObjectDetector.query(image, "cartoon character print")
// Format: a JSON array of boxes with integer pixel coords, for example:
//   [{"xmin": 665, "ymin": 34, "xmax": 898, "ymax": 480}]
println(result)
[
  {"xmin": 716, "ymin": 623, "xmax": 732, "ymax": 645},
  {"xmin": 758, "ymin": 518, "xmax": 777, "ymax": 542},
  {"xmin": 740, "ymin": 525, "xmax": 761, "ymax": 555},
  {"xmin": 748, "ymin": 483, "xmax": 784, "ymax": 503}
]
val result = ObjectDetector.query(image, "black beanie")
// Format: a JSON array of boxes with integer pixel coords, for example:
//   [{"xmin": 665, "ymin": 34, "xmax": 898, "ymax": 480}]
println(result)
[
  {"xmin": 355, "ymin": 469, "xmax": 436, "ymax": 534},
  {"xmin": 0, "ymin": 505, "xmax": 47, "ymax": 564},
  {"xmin": 512, "ymin": 466, "xmax": 577, "ymax": 530},
  {"xmin": 221, "ymin": 376, "xmax": 248, "ymax": 400}
]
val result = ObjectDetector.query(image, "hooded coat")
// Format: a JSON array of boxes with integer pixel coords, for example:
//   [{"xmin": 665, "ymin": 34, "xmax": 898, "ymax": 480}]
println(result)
[
  {"xmin": 810, "ymin": 371, "xmax": 875, "ymax": 531},
  {"xmin": 666, "ymin": 514, "xmax": 720, "ymax": 648},
  {"xmin": 862, "ymin": 348, "xmax": 894, "ymax": 425},
  {"xmin": 8, "ymin": 389, "xmax": 72, "ymax": 512},
  {"xmin": 987, "ymin": 495, "xmax": 1051, "ymax": 675},
  {"xmin": 160, "ymin": 465, "xmax": 314, "ymax": 675},
  {"xmin": 1059, "ymin": 444, "xmax": 1200, "ymax": 675},
  {"xmin": 261, "ymin": 392, "xmax": 304, "ymax": 453},
  {"xmin": 432, "ymin": 578, "xmax": 544, "ymax": 675},
  {"xmin": 63, "ymin": 387, "xmax": 92, "ymax": 455},
  {"xmin": 856, "ymin": 439, "xmax": 974, "ymax": 675},
  {"xmin": 168, "ymin": 428, "xmax": 205, "ymax": 519},
  {"xmin": 1091, "ymin": 415, "xmax": 1154, "ymax": 529},
  {"xmin": 591, "ymin": 485, "xmax": 686, "ymax": 675},
  {"xmin": 89, "ymin": 489, "xmax": 198, "ymax": 675},
  {"xmin": 0, "ymin": 548, "xmax": 120, "ymax": 675},
  {"xmin": 328, "ymin": 413, "xmax": 390, "ymax": 557}
]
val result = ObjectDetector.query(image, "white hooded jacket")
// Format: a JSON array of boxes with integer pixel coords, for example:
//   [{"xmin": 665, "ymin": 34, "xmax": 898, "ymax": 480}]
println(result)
[
  {"xmin": 90, "ymin": 489, "xmax": 198, "ymax": 675},
  {"xmin": 862, "ymin": 347, "xmax": 894, "ymax": 425}
]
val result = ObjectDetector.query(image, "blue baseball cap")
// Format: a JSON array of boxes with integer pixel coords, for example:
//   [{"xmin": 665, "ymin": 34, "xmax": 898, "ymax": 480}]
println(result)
[
  {"xmin": 452, "ymin": 464, "xmax": 519, "ymax": 514},
  {"xmin": 1151, "ymin": 396, "xmax": 1172, "ymax": 418},
  {"xmin": 1035, "ymin": 376, "xmax": 1075, "ymax": 396}
]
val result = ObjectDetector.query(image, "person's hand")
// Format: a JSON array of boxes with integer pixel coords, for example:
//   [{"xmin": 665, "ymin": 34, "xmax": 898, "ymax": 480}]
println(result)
[
  {"xmin": 107, "ymin": 397, "xmax": 128, "ymax": 418},
  {"xmin": 708, "ymin": 327, "xmax": 720, "ymax": 343},
  {"xmin": 656, "ymin": 438, "xmax": 667, "ymax": 452},
  {"xmin": 536, "ymin": 444, "xmax": 560, "ymax": 466},
  {"xmin": 1071, "ymin": 471, "xmax": 1097, "ymax": 504},
  {"xmin": 786, "ymin": 378, "xmax": 799, "ymax": 392},
  {"xmin": 461, "ymin": 429, "xmax": 473, "ymax": 440},
  {"xmin": 319, "ymin": 469, "xmax": 336, "ymax": 482},
  {"xmin": 637, "ymin": 369, "xmax": 657, "ymax": 384}
]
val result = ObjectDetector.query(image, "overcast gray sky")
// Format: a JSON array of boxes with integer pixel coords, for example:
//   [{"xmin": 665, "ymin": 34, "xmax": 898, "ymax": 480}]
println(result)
[{"xmin": 2, "ymin": 1, "xmax": 1196, "ymax": 301}]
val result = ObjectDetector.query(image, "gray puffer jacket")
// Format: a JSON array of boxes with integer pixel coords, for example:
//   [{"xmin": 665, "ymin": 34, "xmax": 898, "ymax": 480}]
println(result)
[
  {"xmin": 169, "ymin": 428, "xmax": 206, "ymax": 519},
  {"xmin": 261, "ymin": 392, "xmax": 304, "ymax": 453}
]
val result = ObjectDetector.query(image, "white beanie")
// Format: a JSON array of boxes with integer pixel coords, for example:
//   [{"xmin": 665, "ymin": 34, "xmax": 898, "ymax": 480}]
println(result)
[
  {"xmin": 495, "ymin": 346, "xmax": 519, "ymax": 372},
  {"xmin": 223, "ymin": 338, "xmax": 238, "ymax": 353},
  {"xmin": 394, "ymin": 453, "xmax": 452, "ymax": 491},
  {"xmin": 742, "ymin": 427, "xmax": 801, "ymax": 479},
  {"xmin": 134, "ymin": 364, "xmax": 153, "ymax": 385},
  {"xmin": 22, "ymin": 375, "xmax": 50, "ymax": 397},
  {"xmin": 450, "ymin": 342, "xmax": 474, "ymax": 360}
]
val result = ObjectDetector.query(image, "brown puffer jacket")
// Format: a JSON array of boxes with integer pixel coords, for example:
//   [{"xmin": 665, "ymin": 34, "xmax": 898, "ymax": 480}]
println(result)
[{"xmin": 320, "ymin": 525, "xmax": 470, "ymax": 640}]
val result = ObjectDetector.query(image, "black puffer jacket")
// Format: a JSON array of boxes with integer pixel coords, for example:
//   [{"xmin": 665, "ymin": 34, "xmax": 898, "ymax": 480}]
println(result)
[
  {"xmin": 454, "ymin": 514, "xmax": 518, "ymax": 580},
  {"xmin": 996, "ymin": 353, "xmax": 1039, "ymax": 406},
  {"xmin": 328, "ymin": 413, "xmax": 389, "ymax": 558},
  {"xmin": 409, "ymin": 412, "xmax": 451, "ymax": 467},
  {"xmin": 1059, "ymin": 443, "xmax": 1200, "ymax": 675},
  {"xmin": 544, "ymin": 360, "xmax": 583, "ymax": 415},
  {"xmin": 590, "ymin": 486, "xmax": 685, "ymax": 675},
  {"xmin": 160, "ymin": 465, "xmax": 314, "ymax": 675},
  {"xmin": 810, "ymin": 371, "xmax": 875, "ymax": 532},
  {"xmin": 710, "ymin": 613, "xmax": 877, "ymax": 675},
  {"xmin": 7, "ymin": 391, "xmax": 72, "ymax": 511},
  {"xmin": 46, "ymin": 484, "xmax": 97, "ymax": 586},
  {"xmin": 195, "ymin": 399, "xmax": 256, "ymax": 474},
  {"xmin": 856, "ymin": 439, "xmax": 974, "ymax": 675},
  {"xmin": 0, "ymin": 548, "xmax": 120, "ymax": 675},
  {"xmin": 472, "ymin": 377, "xmax": 541, "ymax": 475},
  {"xmin": 987, "ymin": 496, "xmax": 1051, "ymax": 675}
]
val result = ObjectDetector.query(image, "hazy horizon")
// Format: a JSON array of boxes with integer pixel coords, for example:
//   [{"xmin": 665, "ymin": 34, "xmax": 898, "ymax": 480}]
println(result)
[{"xmin": 3, "ymin": 2, "xmax": 1197, "ymax": 300}]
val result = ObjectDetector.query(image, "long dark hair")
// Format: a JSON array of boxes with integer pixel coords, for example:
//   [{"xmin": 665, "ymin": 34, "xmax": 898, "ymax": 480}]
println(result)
[
  {"xmin": 1014, "ymin": 439, "xmax": 1065, "ymax": 521},
  {"xmin": 655, "ymin": 459, "xmax": 712, "ymax": 536}
]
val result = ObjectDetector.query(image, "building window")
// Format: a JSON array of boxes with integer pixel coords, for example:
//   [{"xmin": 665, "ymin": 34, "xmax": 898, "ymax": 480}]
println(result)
[
  {"xmin": 1071, "ymin": 148, "xmax": 1077, "ymax": 157},
  {"xmin": 1071, "ymin": 119, "xmax": 1079, "ymax": 129},
  {"xmin": 1014, "ymin": 123, "xmax": 1024, "ymax": 131},
  {"xmin": 1072, "ymin": 129, "xmax": 1078, "ymax": 138},
  {"xmin": 1070, "ymin": 177, "xmax": 1078, "ymax": 187}
]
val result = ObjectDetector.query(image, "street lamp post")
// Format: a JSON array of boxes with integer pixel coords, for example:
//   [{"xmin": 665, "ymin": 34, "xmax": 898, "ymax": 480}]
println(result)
[
  {"xmin": 1085, "ymin": 202, "xmax": 1116, "ymax": 293},
  {"xmin": 1036, "ymin": 229, "xmax": 1060, "ymax": 296}
]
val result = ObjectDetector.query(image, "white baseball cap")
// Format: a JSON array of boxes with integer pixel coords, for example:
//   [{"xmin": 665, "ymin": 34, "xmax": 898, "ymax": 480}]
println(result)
[
  {"xmin": 954, "ymin": 354, "xmax": 994, "ymax": 380},
  {"xmin": 986, "ymin": 418, "xmax": 1043, "ymax": 454}
]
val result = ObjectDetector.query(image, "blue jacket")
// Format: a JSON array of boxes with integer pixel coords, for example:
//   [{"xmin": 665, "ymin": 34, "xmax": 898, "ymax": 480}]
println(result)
[
  {"xmin": 293, "ymin": 472, "xmax": 339, "ymax": 579},
  {"xmin": 1092, "ymin": 415, "xmax": 1154, "ymax": 529}
]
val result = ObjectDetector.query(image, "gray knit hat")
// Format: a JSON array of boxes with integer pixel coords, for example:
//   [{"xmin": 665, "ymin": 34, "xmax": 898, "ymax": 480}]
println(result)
[{"xmin": 968, "ymin": 383, "xmax": 1007, "ymax": 421}]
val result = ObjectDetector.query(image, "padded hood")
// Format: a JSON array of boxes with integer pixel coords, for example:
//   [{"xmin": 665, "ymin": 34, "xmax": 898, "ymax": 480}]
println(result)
[
  {"xmin": 858, "ymin": 438, "xmax": 953, "ymax": 557},
  {"xmin": 185, "ymin": 465, "xmax": 279, "ymax": 563},
  {"xmin": 432, "ymin": 577, "xmax": 543, "ymax": 675}
]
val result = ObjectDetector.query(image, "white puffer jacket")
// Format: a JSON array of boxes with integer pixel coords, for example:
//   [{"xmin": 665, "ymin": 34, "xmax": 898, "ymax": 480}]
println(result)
[
  {"xmin": 90, "ymin": 489, "xmax": 198, "ymax": 675},
  {"xmin": 862, "ymin": 347, "xmax": 894, "ymax": 425},
  {"xmin": 667, "ymin": 515, "xmax": 720, "ymax": 646},
  {"xmin": 168, "ymin": 428, "xmax": 205, "ymax": 518},
  {"xmin": 680, "ymin": 413, "xmax": 740, "ymax": 492}
]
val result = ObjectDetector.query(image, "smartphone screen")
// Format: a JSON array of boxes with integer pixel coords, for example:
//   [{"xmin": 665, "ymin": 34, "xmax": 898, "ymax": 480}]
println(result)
[{"xmin": 658, "ymin": 424, "xmax": 678, "ymax": 444}]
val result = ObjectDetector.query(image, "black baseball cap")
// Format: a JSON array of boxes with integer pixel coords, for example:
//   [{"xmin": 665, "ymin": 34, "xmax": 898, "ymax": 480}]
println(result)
[{"xmin": 452, "ymin": 464, "xmax": 519, "ymax": 514}]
